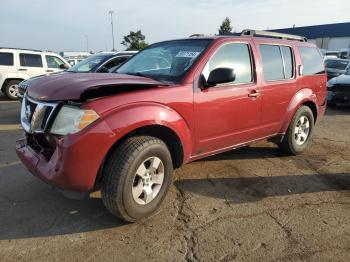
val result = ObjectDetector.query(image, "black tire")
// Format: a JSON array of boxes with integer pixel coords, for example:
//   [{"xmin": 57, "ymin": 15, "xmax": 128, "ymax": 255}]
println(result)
[
  {"xmin": 279, "ymin": 106, "xmax": 315, "ymax": 155},
  {"xmin": 101, "ymin": 136, "xmax": 173, "ymax": 222},
  {"xmin": 4, "ymin": 80, "xmax": 20, "ymax": 100}
]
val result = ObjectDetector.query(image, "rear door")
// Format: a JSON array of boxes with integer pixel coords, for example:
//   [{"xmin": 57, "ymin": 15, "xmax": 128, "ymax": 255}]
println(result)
[
  {"xmin": 18, "ymin": 53, "xmax": 46, "ymax": 78},
  {"xmin": 194, "ymin": 41, "xmax": 263, "ymax": 154},
  {"xmin": 254, "ymin": 40, "xmax": 297, "ymax": 136}
]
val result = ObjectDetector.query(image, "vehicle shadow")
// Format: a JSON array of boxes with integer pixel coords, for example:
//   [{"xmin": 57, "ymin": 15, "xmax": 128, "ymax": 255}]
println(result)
[
  {"xmin": 200, "ymin": 144, "xmax": 288, "ymax": 162},
  {"xmin": 0, "ymin": 186, "xmax": 126, "ymax": 240},
  {"xmin": 175, "ymin": 173, "xmax": 350, "ymax": 204}
]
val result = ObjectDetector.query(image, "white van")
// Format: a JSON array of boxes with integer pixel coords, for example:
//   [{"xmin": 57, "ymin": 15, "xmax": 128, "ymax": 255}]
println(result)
[{"xmin": 0, "ymin": 48, "xmax": 70, "ymax": 99}]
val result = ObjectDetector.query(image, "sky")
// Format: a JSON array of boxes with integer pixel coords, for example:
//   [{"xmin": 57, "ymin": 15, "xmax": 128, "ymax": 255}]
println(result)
[{"xmin": 0, "ymin": 0, "xmax": 349, "ymax": 53}]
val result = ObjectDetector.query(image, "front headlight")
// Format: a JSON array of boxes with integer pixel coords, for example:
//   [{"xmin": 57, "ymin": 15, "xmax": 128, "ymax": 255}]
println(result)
[{"xmin": 50, "ymin": 105, "xmax": 99, "ymax": 135}]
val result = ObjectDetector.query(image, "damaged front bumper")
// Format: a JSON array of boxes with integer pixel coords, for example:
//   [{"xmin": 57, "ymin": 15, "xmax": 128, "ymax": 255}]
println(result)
[{"xmin": 16, "ymin": 119, "xmax": 116, "ymax": 192}]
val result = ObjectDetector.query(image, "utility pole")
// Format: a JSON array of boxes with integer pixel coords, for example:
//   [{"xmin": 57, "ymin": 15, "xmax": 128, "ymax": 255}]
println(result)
[
  {"xmin": 108, "ymin": 10, "xmax": 115, "ymax": 51},
  {"xmin": 84, "ymin": 34, "xmax": 89, "ymax": 52}
]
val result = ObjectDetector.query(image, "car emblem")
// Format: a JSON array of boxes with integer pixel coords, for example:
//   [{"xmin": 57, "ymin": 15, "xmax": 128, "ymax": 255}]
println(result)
[{"xmin": 25, "ymin": 105, "xmax": 32, "ymax": 120}]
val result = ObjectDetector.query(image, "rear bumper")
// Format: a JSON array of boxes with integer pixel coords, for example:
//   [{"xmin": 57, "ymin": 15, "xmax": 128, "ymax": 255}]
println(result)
[
  {"xmin": 16, "ymin": 120, "xmax": 116, "ymax": 192},
  {"xmin": 327, "ymin": 91, "xmax": 350, "ymax": 105}
]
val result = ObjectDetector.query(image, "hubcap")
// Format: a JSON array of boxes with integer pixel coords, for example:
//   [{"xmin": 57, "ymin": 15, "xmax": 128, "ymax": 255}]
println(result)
[
  {"xmin": 8, "ymin": 84, "xmax": 18, "ymax": 98},
  {"xmin": 294, "ymin": 115, "xmax": 310, "ymax": 146},
  {"xmin": 132, "ymin": 156, "xmax": 164, "ymax": 205}
]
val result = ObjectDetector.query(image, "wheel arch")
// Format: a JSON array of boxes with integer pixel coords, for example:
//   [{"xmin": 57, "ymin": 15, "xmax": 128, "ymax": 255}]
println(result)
[
  {"xmin": 1, "ymin": 78, "xmax": 24, "ymax": 91},
  {"xmin": 280, "ymin": 88, "xmax": 318, "ymax": 133}
]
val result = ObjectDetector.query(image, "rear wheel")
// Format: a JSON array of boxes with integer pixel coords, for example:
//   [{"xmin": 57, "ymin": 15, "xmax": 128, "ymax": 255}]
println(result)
[
  {"xmin": 279, "ymin": 106, "xmax": 315, "ymax": 155},
  {"xmin": 4, "ymin": 80, "xmax": 20, "ymax": 100},
  {"xmin": 101, "ymin": 136, "xmax": 173, "ymax": 222}
]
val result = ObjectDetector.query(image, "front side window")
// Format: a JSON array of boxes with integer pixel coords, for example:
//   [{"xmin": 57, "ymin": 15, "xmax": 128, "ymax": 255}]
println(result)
[
  {"xmin": 46, "ymin": 55, "xmax": 65, "ymax": 68},
  {"xmin": 202, "ymin": 43, "xmax": 253, "ymax": 84},
  {"xmin": 104, "ymin": 56, "xmax": 129, "ymax": 70},
  {"xmin": 19, "ymin": 53, "xmax": 43, "ymax": 67},
  {"xmin": 0, "ymin": 52, "xmax": 14, "ymax": 66},
  {"xmin": 299, "ymin": 47, "xmax": 324, "ymax": 75},
  {"xmin": 117, "ymin": 39, "xmax": 212, "ymax": 83}
]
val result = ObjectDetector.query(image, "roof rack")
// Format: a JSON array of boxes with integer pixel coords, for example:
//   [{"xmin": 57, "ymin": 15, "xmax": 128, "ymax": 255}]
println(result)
[
  {"xmin": 189, "ymin": 34, "xmax": 206, "ymax": 37},
  {"xmin": 241, "ymin": 29, "xmax": 307, "ymax": 42},
  {"xmin": 0, "ymin": 47, "xmax": 45, "ymax": 52}
]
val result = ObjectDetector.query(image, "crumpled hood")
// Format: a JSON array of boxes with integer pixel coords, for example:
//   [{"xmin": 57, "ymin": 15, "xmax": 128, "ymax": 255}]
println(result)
[{"xmin": 26, "ymin": 72, "xmax": 167, "ymax": 101}]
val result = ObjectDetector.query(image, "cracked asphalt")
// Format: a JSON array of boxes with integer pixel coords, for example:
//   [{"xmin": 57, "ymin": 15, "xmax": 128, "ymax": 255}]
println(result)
[{"xmin": 0, "ymin": 96, "xmax": 349, "ymax": 262}]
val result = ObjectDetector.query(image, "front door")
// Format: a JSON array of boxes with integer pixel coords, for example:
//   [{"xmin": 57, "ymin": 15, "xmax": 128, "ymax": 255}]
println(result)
[{"xmin": 194, "ymin": 42, "xmax": 262, "ymax": 155}]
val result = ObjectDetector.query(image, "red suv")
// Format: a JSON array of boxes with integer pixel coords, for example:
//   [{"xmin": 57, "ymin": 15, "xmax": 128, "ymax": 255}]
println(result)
[{"xmin": 16, "ymin": 30, "xmax": 326, "ymax": 222}]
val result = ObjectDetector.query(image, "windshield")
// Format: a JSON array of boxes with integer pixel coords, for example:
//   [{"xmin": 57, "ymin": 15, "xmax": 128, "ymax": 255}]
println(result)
[
  {"xmin": 68, "ymin": 54, "xmax": 110, "ymax": 72},
  {"xmin": 116, "ymin": 39, "xmax": 212, "ymax": 83},
  {"xmin": 325, "ymin": 59, "xmax": 349, "ymax": 70}
]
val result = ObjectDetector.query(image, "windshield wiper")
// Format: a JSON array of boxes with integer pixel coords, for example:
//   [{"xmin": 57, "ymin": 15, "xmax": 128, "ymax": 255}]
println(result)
[{"xmin": 125, "ymin": 72, "xmax": 159, "ymax": 81}]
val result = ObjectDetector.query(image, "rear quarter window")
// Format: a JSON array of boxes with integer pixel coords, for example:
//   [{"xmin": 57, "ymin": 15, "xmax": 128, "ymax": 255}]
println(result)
[
  {"xmin": 0, "ymin": 52, "xmax": 14, "ymax": 66},
  {"xmin": 299, "ymin": 47, "xmax": 324, "ymax": 75}
]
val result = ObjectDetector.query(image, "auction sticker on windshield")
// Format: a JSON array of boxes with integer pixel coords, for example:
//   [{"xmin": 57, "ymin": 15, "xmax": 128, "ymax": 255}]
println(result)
[{"xmin": 176, "ymin": 51, "xmax": 200, "ymax": 58}]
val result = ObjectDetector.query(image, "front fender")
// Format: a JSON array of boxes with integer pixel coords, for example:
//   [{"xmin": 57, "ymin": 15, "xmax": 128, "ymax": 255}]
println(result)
[
  {"xmin": 99, "ymin": 102, "xmax": 193, "ymax": 163},
  {"xmin": 280, "ymin": 88, "xmax": 317, "ymax": 133}
]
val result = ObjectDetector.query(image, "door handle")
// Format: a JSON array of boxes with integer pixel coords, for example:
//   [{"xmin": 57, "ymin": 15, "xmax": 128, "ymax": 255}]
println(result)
[
  {"xmin": 18, "ymin": 68, "xmax": 27, "ymax": 71},
  {"xmin": 248, "ymin": 90, "xmax": 261, "ymax": 98},
  {"xmin": 46, "ymin": 70, "xmax": 54, "ymax": 72}
]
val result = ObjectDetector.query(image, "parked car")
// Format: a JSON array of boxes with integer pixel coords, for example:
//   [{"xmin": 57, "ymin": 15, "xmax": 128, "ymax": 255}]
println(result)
[
  {"xmin": 325, "ymin": 58, "xmax": 349, "ymax": 80},
  {"xmin": 324, "ymin": 51, "xmax": 340, "ymax": 60},
  {"xmin": 66, "ymin": 57, "xmax": 85, "ymax": 67},
  {"xmin": 16, "ymin": 30, "xmax": 326, "ymax": 222},
  {"xmin": 67, "ymin": 51, "xmax": 137, "ymax": 73},
  {"xmin": 17, "ymin": 51, "xmax": 137, "ymax": 99},
  {"xmin": 327, "ymin": 67, "xmax": 350, "ymax": 106},
  {"xmin": 0, "ymin": 48, "xmax": 69, "ymax": 100}
]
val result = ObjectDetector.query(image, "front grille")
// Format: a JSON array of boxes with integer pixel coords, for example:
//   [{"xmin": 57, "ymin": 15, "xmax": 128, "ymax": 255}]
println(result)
[{"xmin": 21, "ymin": 95, "xmax": 57, "ymax": 133}]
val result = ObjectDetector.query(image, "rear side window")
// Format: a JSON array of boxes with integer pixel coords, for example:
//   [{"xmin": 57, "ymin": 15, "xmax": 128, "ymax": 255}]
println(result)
[
  {"xmin": 299, "ymin": 47, "xmax": 324, "ymax": 75},
  {"xmin": 0, "ymin": 52, "xmax": 14, "ymax": 66},
  {"xmin": 259, "ymin": 45, "xmax": 294, "ymax": 81},
  {"xmin": 202, "ymin": 43, "xmax": 253, "ymax": 84},
  {"xmin": 19, "ymin": 53, "xmax": 43, "ymax": 67}
]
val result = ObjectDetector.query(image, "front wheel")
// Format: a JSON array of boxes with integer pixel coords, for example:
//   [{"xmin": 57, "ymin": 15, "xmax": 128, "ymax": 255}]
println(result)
[
  {"xmin": 101, "ymin": 136, "xmax": 173, "ymax": 222},
  {"xmin": 4, "ymin": 80, "xmax": 21, "ymax": 100},
  {"xmin": 279, "ymin": 106, "xmax": 315, "ymax": 155}
]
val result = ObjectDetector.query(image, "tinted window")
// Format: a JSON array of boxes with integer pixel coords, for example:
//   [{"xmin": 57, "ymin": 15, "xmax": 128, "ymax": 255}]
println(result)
[
  {"xmin": 325, "ymin": 59, "xmax": 349, "ymax": 70},
  {"xmin": 19, "ymin": 53, "xmax": 43, "ymax": 67},
  {"xmin": 281, "ymin": 46, "xmax": 294, "ymax": 78},
  {"xmin": 46, "ymin": 55, "xmax": 65, "ymax": 68},
  {"xmin": 104, "ymin": 56, "xmax": 129, "ymax": 69},
  {"xmin": 299, "ymin": 47, "xmax": 324, "ymax": 75},
  {"xmin": 0, "ymin": 52, "xmax": 14, "ymax": 66},
  {"xmin": 202, "ymin": 43, "xmax": 252, "ymax": 84},
  {"xmin": 260, "ymin": 45, "xmax": 284, "ymax": 81}
]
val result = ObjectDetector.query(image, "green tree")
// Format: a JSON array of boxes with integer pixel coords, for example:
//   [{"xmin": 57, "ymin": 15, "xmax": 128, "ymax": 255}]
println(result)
[
  {"xmin": 218, "ymin": 17, "xmax": 233, "ymax": 35},
  {"xmin": 121, "ymin": 30, "xmax": 149, "ymax": 51}
]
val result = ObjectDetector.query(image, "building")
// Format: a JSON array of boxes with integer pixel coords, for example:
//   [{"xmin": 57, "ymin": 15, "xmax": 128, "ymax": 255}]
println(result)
[{"xmin": 271, "ymin": 22, "xmax": 350, "ymax": 51}]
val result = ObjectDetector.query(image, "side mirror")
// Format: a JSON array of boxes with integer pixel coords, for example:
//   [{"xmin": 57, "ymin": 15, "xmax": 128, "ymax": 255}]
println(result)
[
  {"xmin": 206, "ymin": 68, "xmax": 235, "ymax": 86},
  {"xmin": 97, "ymin": 67, "xmax": 109, "ymax": 73},
  {"xmin": 60, "ymin": 63, "xmax": 70, "ymax": 70}
]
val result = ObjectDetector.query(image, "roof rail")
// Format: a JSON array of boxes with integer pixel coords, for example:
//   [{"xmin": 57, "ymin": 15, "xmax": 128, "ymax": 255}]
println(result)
[
  {"xmin": 0, "ymin": 47, "xmax": 45, "ymax": 52},
  {"xmin": 189, "ymin": 34, "xmax": 206, "ymax": 37},
  {"xmin": 241, "ymin": 29, "xmax": 307, "ymax": 42}
]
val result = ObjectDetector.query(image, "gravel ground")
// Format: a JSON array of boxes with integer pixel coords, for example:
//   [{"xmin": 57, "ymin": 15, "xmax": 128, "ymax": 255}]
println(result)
[{"xmin": 0, "ymin": 97, "xmax": 349, "ymax": 262}]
